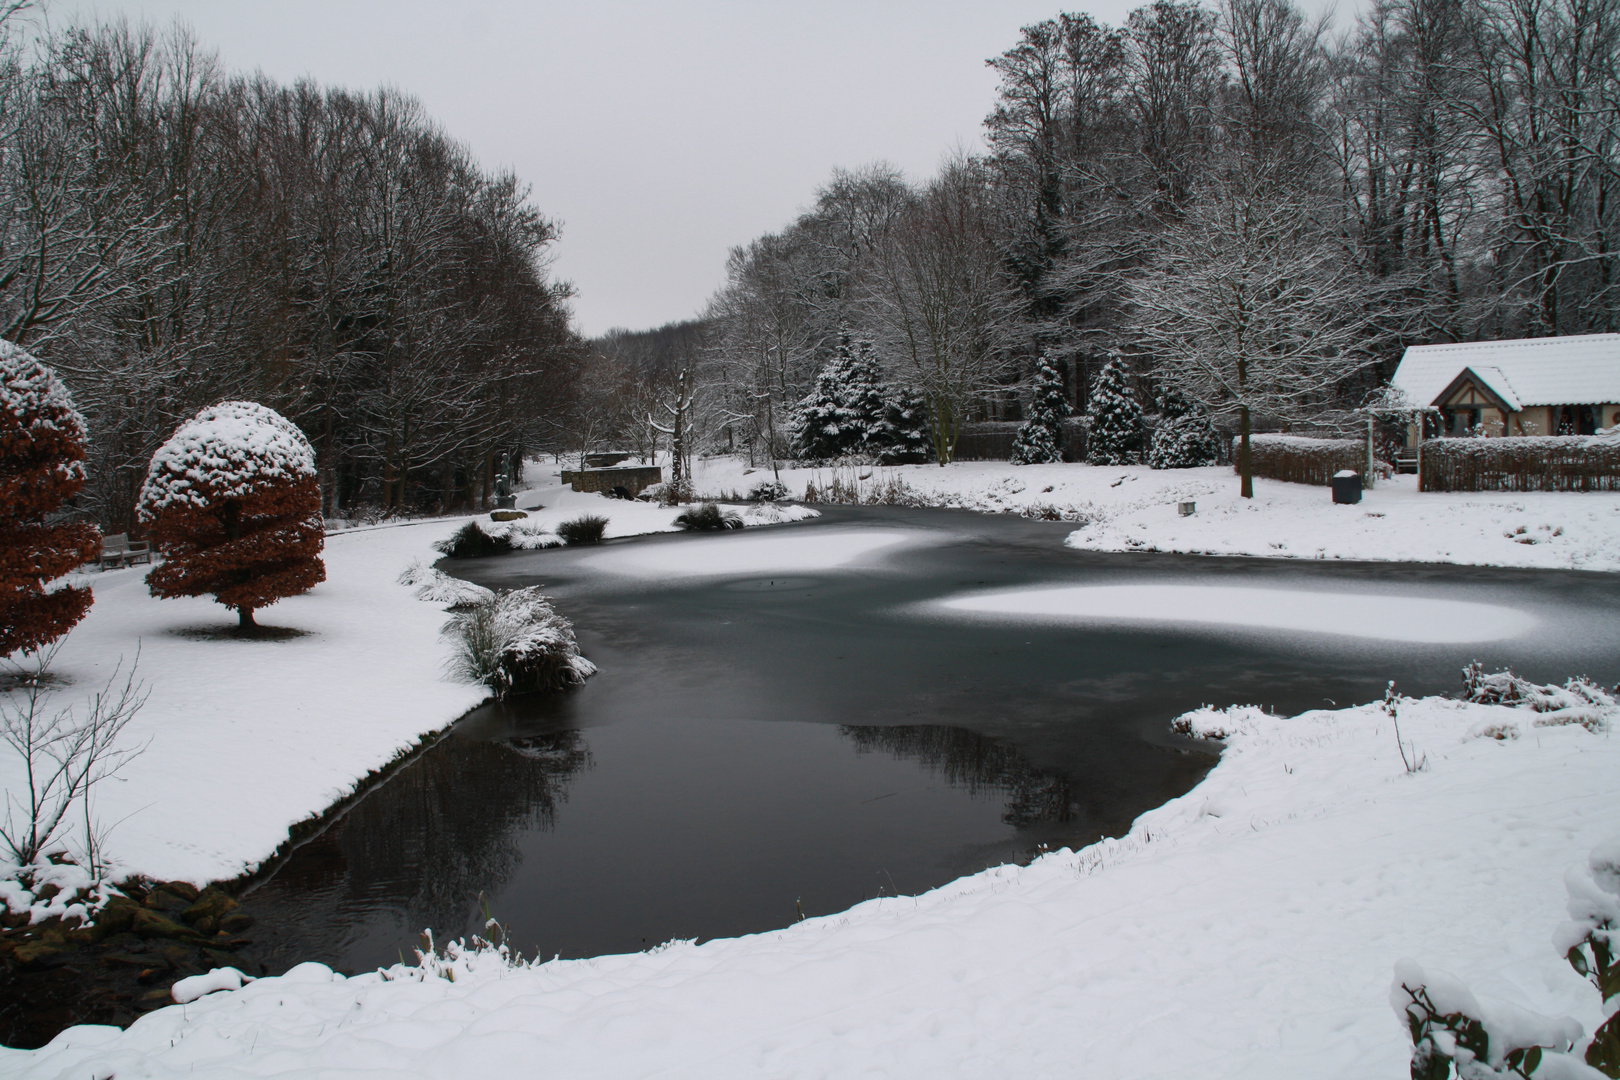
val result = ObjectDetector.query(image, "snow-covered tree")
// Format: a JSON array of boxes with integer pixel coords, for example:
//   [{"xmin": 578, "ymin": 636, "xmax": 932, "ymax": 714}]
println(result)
[
  {"xmin": 0, "ymin": 341, "xmax": 101, "ymax": 658},
  {"xmin": 1010, "ymin": 353, "xmax": 1071, "ymax": 465},
  {"xmin": 138, "ymin": 401, "xmax": 325, "ymax": 631},
  {"xmin": 1084, "ymin": 357, "xmax": 1145, "ymax": 465},
  {"xmin": 792, "ymin": 332, "xmax": 927, "ymax": 462},
  {"xmin": 1147, "ymin": 386, "xmax": 1220, "ymax": 469}
]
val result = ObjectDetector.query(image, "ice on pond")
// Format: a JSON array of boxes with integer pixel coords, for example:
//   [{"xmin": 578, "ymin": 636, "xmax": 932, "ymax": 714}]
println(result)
[
  {"xmin": 581, "ymin": 527, "xmax": 930, "ymax": 579},
  {"xmin": 931, "ymin": 583, "xmax": 1536, "ymax": 644}
]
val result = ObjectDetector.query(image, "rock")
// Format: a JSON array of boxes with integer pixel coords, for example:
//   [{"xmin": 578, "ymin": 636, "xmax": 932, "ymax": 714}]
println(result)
[
  {"xmin": 95, "ymin": 898, "xmax": 139, "ymax": 935},
  {"xmin": 136, "ymin": 988, "xmax": 172, "ymax": 1010},
  {"xmin": 130, "ymin": 909, "xmax": 192, "ymax": 940},
  {"xmin": 11, "ymin": 943, "xmax": 66, "ymax": 969},
  {"xmin": 100, "ymin": 952, "xmax": 154, "ymax": 969},
  {"xmin": 203, "ymin": 948, "xmax": 248, "ymax": 970},
  {"xmin": 490, "ymin": 510, "xmax": 528, "ymax": 522},
  {"xmin": 154, "ymin": 882, "xmax": 200, "ymax": 904},
  {"xmin": 34, "ymin": 883, "xmax": 60, "ymax": 902},
  {"xmin": 181, "ymin": 888, "xmax": 238, "ymax": 927},
  {"xmin": 217, "ymin": 912, "xmax": 254, "ymax": 934}
]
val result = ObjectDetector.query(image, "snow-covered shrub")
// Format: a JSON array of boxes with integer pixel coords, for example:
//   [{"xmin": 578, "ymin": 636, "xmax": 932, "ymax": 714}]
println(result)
[
  {"xmin": 441, "ymin": 587, "xmax": 596, "ymax": 697},
  {"xmin": 673, "ymin": 502, "xmax": 743, "ymax": 531},
  {"xmin": 138, "ymin": 401, "xmax": 324, "ymax": 630},
  {"xmin": 1011, "ymin": 353, "xmax": 1071, "ymax": 465},
  {"xmin": 1240, "ymin": 434, "xmax": 1363, "ymax": 486},
  {"xmin": 398, "ymin": 559, "xmax": 495, "ymax": 608},
  {"xmin": 556, "ymin": 514, "xmax": 608, "ymax": 545},
  {"xmin": 1559, "ymin": 839, "xmax": 1620, "ymax": 1074},
  {"xmin": 1391, "ymin": 960, "xmax": 1585, "ymax": 1079},
  {"xmin": 1422, "ymin": 435, "xmax": 1620, "ymax": 493},
  {"xmin": 1460, "ymin": 664, "xmax": 1615, "ymax": 733},
  {"xmin": 747, "ymin": 480, "xmax": 790, "ymax": 502},
  {"xmin": 792, "ymin": 332, "xmax": 929, "ymax": 463},
  {"xmin": 1147, "ymin": 388, "xmax": 1219, "ymax": 469},
  {"xmin": 1, "ymin": 341, "xmax": 101, "ymax": 658},
  {"xmin": 1084, "ymin": 358, "xmax": 1145, "ymax": 465},
  {"xmin": 436, "ymin": 521, "xmax": 515, "ymax": 559}
]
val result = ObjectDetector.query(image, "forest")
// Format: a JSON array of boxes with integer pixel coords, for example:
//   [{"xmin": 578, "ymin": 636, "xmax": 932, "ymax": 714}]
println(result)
[
  {"xmin": 587, "ymin": 0, "xmax": 1620, "ymax": 469},
  {"xmin": 0, "ymin": 11, "xmax": 582, "ymax": 526}
]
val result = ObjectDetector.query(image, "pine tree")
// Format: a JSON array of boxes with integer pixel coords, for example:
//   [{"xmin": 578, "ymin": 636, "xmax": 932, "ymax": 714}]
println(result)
[
  {"xmin": 1010, "ymin": 353, "xmax": 1071, "ymax": 465},
  {"xmin": 792, "ymin": 334, "xmax": 865, "ymax": 460},
  {"xmin": 138, "ymin": 401, "xmax": 325, "ymax": 632},
  {"xmin": 876, "ymin": 383, "xmax": 932, "ymax": 464},
  {"xmin": 0, "ymin": 342, "xmax": 102, "ymax": 658},
  {"xmin": 1147, "ymin": 386, "xmax": 1221, "ymax": 469},
  {"xmin": 1084, "ymin": 357, "xmax": 1146, "ymax": 465},
  {"xmin": 793, "ymin": 333, "xmax": 920, "ymax": 461}
]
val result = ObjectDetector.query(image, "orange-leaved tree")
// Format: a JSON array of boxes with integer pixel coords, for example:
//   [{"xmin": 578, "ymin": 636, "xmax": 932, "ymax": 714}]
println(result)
[
  {"xmin": 1, "ymin": 341, "xmax": 102, "ymax": 658},
  {"xmin": 138, "ymin": 401, "xmax": 325, "ymax": 631}
]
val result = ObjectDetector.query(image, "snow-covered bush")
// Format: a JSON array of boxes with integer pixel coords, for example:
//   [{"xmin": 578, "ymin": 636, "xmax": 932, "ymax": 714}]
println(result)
[
  {"xmin": 792, "ymin": 333, "xmax": 929, "ymax": 463},
  {"xmin": 1460, "ymin": 664, "xmax": 1615, "ymax": 734},
  {"xmin": 1559, "ymin": 840, "xmax": 1620, "ymax": 1074},
  {"xmin": 398, "ymin": 559, "xmax": 495, "ymax": 608},
  {"xmin": 138, "ymin": 401, "xmax": 324, "ymax": 630},
  {"xmin": 556, "ymin": 514, "xmax": 608, "ymax": 545},
  {"xmin": 1010, "ymin": 353, "xmax": 1071, "ymax": 465},
  {"xmin": 1147, "ymin": 388, "xmax": 1219, "ymax": 469},
  {"xmin": 673, "ymin": 502, "xmax": 743, "ymax": 531},
  {"xmin": 1241, "ymin": 433, "xmax": 1363, "ymax": 486},
  {"xmin": 1422, "ymin": 435, "xmax": 1620, "ymax": 493},
  {"xmin": 441, "ymin": 587, "xmax": 596, "ymax": 697},
  {"xmin": 436, "ymin": 521, "xmax": 516, "ymax": 559},
  {"xmin": 1391, "ymin": 960, "xmax": 1585, "ymax": 1079},
  {"xmin": 747, "ymin": 479, "xmax": 790, "ymax": 502},
  {"xmin": 1085, "ymin": 358, "xmax": 1145, "ymax": 465},
  {"xmin": 1, "ymin": 341, "xmax": 101, "ymax": 657}
]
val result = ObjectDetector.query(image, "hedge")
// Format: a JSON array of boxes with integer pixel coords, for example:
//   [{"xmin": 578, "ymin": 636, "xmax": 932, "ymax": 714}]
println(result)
[
  {"xmin": 1235, "ymin": 434, "xmax": 1364, "ymax": 486},
  {"xmin": 1420, "ymin": 435, "xmax": 1620, "ymax": 492}
]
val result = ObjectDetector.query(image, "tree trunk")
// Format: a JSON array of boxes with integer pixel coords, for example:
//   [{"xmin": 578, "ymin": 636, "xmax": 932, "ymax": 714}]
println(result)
[
  {"xmin": 1239, "ymin": 404, "xmax": 1254, "ymax": 499},
  {"xmin": 237, "ymin": 606, "xmax": 256, "ymax": 631}
]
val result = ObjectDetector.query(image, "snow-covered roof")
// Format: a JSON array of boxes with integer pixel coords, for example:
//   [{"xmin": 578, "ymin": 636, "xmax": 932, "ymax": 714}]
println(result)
[{"xmin": 1389, "ymin": 334, "xmax": 1620, "ymax": 408}]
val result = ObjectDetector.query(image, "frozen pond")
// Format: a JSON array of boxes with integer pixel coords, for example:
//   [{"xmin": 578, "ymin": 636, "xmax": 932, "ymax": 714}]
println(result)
[{"xmin": 245, "ymin": 505, "xmax": 1620, "ymax": 972}]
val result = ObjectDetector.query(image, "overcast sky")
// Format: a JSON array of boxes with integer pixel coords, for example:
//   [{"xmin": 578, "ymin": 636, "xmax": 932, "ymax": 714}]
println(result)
[{"xmin": 57, "ymin": 0, "xmax": 1347, "ymax": 338}]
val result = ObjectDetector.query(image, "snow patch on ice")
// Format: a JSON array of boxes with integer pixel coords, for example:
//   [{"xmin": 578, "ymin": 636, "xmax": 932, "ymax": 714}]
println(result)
[
  {"xmin": 930, "ymin": 583, "xmax": 1536, "ymax": 643},
  {"xmin": 580, "ymin": 527, "xmax": 929, "ymax": 579}
]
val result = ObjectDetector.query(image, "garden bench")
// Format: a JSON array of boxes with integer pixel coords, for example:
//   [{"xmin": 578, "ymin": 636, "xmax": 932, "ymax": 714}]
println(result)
[{"xmin": 99, "ymin": 533, "xmax": 151, "ymax": 570}]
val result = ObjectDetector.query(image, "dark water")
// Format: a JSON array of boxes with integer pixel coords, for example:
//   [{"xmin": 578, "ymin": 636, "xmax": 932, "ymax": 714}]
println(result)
[{"xmin": 244, "ymin": 505, "xmax": 1620, "ymax": 972}]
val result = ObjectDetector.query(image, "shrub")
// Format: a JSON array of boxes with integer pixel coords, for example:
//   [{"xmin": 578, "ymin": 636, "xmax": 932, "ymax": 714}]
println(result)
[
  {"xmin": 442, "ymin": 587, "xmax": 597, "ymax": 696},
  {"xmin": 435, "ymin": 521, "xmax": 515, "ymax": 559},
  {"xmin": 1421, "ymin": 434, "xmax": 1620, "ymax": 492},
  {"xmin": 747, "ymin": 480, "xmax": 790, "ymax": 502},
  {"xmin": 138, "ymin": 401, "xmax": 324, "ymax": 631},
  {"xmin": 1, "ymin": 341, "xmax": 101, "ymax": 658},
  {"xmin": 1085, "ymin": 358, "xmax": 1145, "ymax": 465},
  {"xmin": 673, "ymin": 502, "xmax": 743, "ymax": 531},
  {"xmin": 1240, "ymin": 434, "xmax": 1363, "ymax": 486},
  {"xmin": 1010, "ymin": 353, "xmax": 1071, "ymax": 465},
  {"xmin": 556, "ymin": 514, "xmax": 608, "ymax": 545},
  {"xmin": 1148, "ymin": 389, "xmax": 1219, "ymax": 469}
]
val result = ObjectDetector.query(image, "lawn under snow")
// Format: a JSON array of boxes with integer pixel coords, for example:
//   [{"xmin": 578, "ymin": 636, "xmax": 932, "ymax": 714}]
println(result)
[
  {"xmin": 0, "ymin": 479, "xmax": 815, "ymax": 904},
  {"xmin": 5, "ymin": 691, "xmax": 1616, "ymax": 1078},
  {"xmin": 687, "ymin": 456, "xmax": 1620, "ymax": 571}
]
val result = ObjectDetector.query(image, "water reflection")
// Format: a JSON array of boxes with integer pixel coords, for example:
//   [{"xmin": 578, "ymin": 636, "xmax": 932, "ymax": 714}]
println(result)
[
  {"xmin": 247, "ymin": 729, "xmax": 590, "ymax": 970},
  {"xmin": 840, "ymin": 724, "xmax": 1074, "ymax": 827}
]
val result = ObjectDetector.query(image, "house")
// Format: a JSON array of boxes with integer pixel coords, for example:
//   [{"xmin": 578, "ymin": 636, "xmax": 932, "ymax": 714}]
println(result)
[{"xmin": 1389, "ymin": 333, "xmax": 1620, "ymax": 439}]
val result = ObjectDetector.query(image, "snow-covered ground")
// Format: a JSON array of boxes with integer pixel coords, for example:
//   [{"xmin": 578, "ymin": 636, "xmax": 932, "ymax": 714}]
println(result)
[
  {"xmin": 5, "ymin": 690, "xmax": 1615, "ymax": 1078},
  {"xmin": 0, "ymin": 476, "xmax": 815, "ymax": 904},
  {"xmin": 687, "ymin": 456, "xmax": 1620, "ymax": 571}
]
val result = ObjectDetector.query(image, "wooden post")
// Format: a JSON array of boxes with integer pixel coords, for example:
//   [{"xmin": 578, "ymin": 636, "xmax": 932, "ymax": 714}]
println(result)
[{"xmin": 1366, "ymin": 414, "xmax": 1376, "ymax": 490}]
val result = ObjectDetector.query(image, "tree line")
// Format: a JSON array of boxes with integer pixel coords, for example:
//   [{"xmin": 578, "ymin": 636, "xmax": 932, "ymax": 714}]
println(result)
[
  {"xmin": 0, "ymin": 11, "xmax": 582, "ymax": 527},
  {"xmin": 656, "ymin": 0, "xmax": 1620, "ymax": 472}
]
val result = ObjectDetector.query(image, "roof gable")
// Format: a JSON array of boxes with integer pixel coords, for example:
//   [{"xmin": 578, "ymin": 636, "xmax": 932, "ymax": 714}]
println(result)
[
  {"xmin": 1434, "ymin": 366, "xmax": 1521, "ymax": 412},
  {"xmin": 1389, "ymin": 334, "xmax": 1620, "ymax": 408}
]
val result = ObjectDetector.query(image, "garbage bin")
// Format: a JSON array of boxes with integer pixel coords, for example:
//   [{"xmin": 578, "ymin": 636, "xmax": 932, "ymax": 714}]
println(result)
[{"xmin": 1332, "ymin": 469, "xmax": 1362, "ymax": 505}]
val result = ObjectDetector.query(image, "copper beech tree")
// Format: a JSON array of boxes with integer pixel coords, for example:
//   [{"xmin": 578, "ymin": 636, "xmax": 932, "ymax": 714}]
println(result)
[
  {"xmin": 138, "ymin": 401, "xmax": 325, "ymax": 632},
  {"xmin": 0, "ymin": 342, "xmax": 102, "ymax": 657}
]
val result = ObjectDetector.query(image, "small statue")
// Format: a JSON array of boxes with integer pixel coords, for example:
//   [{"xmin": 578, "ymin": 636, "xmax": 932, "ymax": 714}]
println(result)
[{"xmin": 494, "ymin": 451, "xmax": 516, "ymax": 509}]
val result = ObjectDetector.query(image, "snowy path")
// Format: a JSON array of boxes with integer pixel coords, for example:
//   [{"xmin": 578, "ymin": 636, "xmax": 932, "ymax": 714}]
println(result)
[{"xmin": 5, "ymin": 695, "xmax": 1614, "ymax": 1077}]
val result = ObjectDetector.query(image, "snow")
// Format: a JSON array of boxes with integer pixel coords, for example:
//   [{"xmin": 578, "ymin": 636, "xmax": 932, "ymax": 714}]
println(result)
[
  {"xmin": 170, "ymin": 967, "xmax": 251, "ymax": 1004},
  {"xmin": 0, "ymin": 339, "xmax": 88, "ymax": 482},
  {"xmin": 930, "ymin": 583, "xmax": 1538, "ymax": 644},
  {"xmin": 5, "ymin": 691, "xmax": 1616, "ymax": 1077},
  {"xmin": 684, "ymin": 456, "xmax": 1620, "ymax": 571},
  {"xmin": 581, "ymin": 526, "xmax": 928, "ymax": 580},
  {"xmin": 1389, "ymin": 333, "xmax": 1620, "ymax": 409},
  {"xmin": 137, "ymin": 401, "xmax": 317, "ymax": 514}
]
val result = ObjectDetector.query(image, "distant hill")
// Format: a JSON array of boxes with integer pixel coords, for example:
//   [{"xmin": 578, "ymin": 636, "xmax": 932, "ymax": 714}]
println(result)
[{"xmin": 591, "ymin": 319, "xmax": 712, "ymax": 376}]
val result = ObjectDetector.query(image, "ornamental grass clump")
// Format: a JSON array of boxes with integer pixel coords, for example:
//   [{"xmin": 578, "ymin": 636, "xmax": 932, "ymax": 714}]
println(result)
[
  {"xmin": 442, "ymin": 587, "xmax": 596, "ymax": 697},
  {"xmin": 556, "ymin": 514, "xmax": 608, "ymax": 545},
  {"xmin": 138, "ymin": 401, "xmax": 324, "ymax": 632},
  {"xmin": 747, "ymin": 480, "xmax": 789, "ymax": 502},
  {"xmin": 435, "ymin": 521, "xmax": 515, "ymax": 559},
  {"xmin": 673, "ymin": 502, "xmax": 743, "ymax": 531},
  {"xmin": 0, "ymin": 342, "xmax": 101, "ymax": 658}
]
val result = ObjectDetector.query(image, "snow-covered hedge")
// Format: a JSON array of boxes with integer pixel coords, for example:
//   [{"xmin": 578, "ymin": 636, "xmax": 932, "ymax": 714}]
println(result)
[
  {"xmin": 1421, "ymin": 434, "xmax": 1620, "ymax": 493},
  {"xmin": 1238, "ymin": 433, "xmax": 1363, "ymax": 486}
]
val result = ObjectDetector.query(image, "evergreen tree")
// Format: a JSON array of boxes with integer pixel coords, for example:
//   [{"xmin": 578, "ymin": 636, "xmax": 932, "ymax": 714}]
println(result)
[
  {"xmin": 1147, "ymin": 386, "xmax": 1220, "ymax": 469},
  {"xmin": 1084, "ymin": 357, "xmax": 1145, "ymax": 465},
  {"xmin": 793, "ymin": 332, "xmax": 928, "ymax": 462},
  {"xmin": 876, "ymin": 383, "xmax": 932, "ymax": 464},
  {"xmin": 1010, "ymin": 353, "xmax": 1071, "ymax": 465},
  {"xmin": 792, "ymin": 333, "xmax": 868, "ymax": 460},
  {"xmin": 139, "ymin": 401, "xmax": 325, "ymax": 632},
  {"xmin": 0, "ymin": 342, "xmax": 102, "ymax": 658}
]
